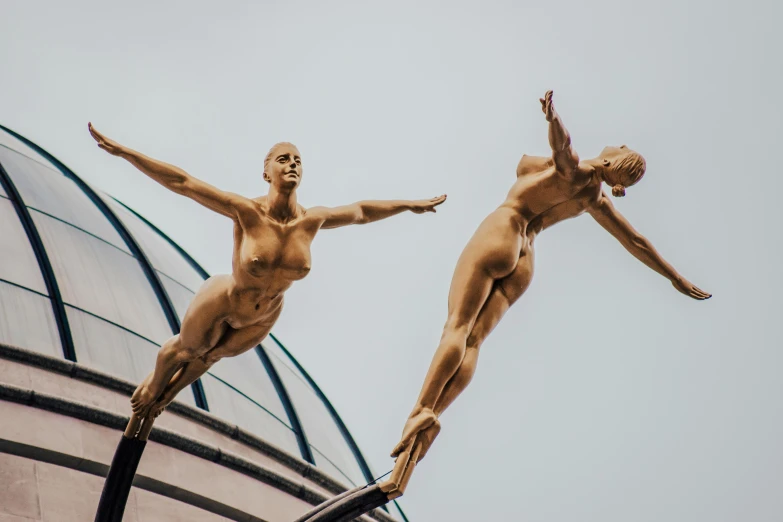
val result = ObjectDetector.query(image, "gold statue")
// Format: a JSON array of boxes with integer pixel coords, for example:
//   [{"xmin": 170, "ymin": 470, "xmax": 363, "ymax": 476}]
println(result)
[
  {"xmin": 87, "ymin": 123, "xmax": 447, "ymax": 428},
  {"xmin": 380, "ymin": 91, "xmax": 711, "ymax": 499}
]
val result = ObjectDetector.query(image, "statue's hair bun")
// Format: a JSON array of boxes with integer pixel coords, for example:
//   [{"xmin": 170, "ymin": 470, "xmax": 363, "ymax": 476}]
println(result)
[{"xmin": 611, "ymin": 184, "xmax": 626, "ymax": 197}]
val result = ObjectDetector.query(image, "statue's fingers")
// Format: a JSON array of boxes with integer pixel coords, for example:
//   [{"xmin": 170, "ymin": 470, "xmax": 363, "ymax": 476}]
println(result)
[
  {"xmin": 89, "ymin": 124, "xmax": 103, "ymax": 139},
  {"xmin": 690, "ymin": 288, "xmax": 709, "ymax": 300},
  {"xmin": 88, "ymin": 123, "xmax": 100, "ymax": 141}
]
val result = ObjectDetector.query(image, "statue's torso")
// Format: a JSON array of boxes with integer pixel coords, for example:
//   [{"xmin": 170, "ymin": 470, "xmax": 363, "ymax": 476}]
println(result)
[
  {"xmin": 502, "ymin": 154, "xmax": 601, "ymax": 236},
  {"xmin": 225, "ymin": 203, "xmax": 319, "ymax": 324}
]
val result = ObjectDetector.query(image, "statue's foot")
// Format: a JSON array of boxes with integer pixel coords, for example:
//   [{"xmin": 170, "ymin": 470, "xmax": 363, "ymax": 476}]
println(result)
[
  {"xmin": 148, "ymin": 389, "xmax": 176, "ymax": 419},
  {"xmin": 382, "ymin": 418, "xmax": 440, "ymax": 498},
  {"xmin": 414, "ymin": 417, "xmax": 441, "ymax": 462},
  {"xmin": 130, "ymin": 383, "xmax": 158, "ymax": 417},
  {"xmin": 148, "ymin": 400, "xmax": 166, "ymax": 419},
  {"xmin": 391, "ymin": 407, "xmax": 437, "ymax": 458}
]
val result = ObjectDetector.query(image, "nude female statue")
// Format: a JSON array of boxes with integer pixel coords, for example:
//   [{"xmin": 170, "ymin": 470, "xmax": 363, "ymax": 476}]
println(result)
[
  {"xmin": 87, "ymin": 123, "xmax": 446, "ymax": 423},
  {"xmin": 379, "ymin": 91, "xmax": 710, "ymax": 499}
]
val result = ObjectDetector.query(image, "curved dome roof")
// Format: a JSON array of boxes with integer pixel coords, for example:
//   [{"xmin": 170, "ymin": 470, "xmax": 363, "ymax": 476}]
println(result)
[{"xmin": 0, "ymin": 124, "xmax": 406, "ymax": 520}]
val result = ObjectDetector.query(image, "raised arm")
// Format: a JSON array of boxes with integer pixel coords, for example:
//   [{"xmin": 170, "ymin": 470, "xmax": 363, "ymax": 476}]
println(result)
[
  {"xmin": 587, "ymin": 192, "xmax": 711, "ymax": 300},
  {"xmin": 88, "ymin": 123, "xmax": 249, "ymax": 220},
  {"xmin": 540, "ymin": 90, "xmax": 579, "ymax": 176},
  {"xmin": 311, "ymin": 195, "xmax": 447, "ymax": 229}
]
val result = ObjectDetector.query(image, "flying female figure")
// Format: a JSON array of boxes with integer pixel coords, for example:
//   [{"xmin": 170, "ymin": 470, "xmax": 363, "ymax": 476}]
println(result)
[
  {"xmin": 381, "ymin": 91, "xmax": 710, "ymax": 498},
  {"xmin": 88, "ymin": 124, "xmax": 446, "ymax": 422}
]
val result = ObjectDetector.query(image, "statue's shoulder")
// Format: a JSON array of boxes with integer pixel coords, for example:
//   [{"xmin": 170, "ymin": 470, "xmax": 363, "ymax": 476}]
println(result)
[{"xmin": 516, "ymin": 154, "xmax": 552, "ymax": 177}]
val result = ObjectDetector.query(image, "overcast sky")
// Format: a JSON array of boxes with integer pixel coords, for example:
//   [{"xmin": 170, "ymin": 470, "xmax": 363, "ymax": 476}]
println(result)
[{"xmin": 2, "ymin": 1, "xmax": 781, "ymax": 520}]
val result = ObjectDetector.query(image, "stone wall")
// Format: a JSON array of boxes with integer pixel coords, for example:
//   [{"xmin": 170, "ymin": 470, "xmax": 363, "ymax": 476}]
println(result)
[{"xmin": 0, "ymin": 345, "xmax": 395, "ymax": 522}]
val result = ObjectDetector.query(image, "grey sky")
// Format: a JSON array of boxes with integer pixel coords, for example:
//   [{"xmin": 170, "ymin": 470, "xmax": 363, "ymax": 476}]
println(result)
[{"xmin": 2, "ymin": 1, "xmax": 781, "ymax": 520}]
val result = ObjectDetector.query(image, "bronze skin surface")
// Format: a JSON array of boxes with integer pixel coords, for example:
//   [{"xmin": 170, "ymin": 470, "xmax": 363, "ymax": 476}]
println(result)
[
  {"xmin": 88, "ymin": 124, "xmax": 446, "ymax": 426},
  {"xmin": 380, "ymin": 91, "xmax": 710, "ymax": 499}
]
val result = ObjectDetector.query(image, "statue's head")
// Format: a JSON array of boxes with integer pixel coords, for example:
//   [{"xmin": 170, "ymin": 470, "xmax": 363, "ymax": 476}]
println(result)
[
  {"xmin": 598, "ymin": 145, "xmax": 646, "ymax": 197},
  {"xmin": 263, "ymin": 142, "xmax": 302, "ymax": 190}
]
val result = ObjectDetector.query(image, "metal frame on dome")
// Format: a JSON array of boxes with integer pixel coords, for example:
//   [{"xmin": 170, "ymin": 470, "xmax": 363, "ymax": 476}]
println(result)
[
  {"xmin": 0, "ymin": 123, "xmax": 210, "ymax": 409},
  {"xmin": 0, "ymin": 152, "xmax": 76, "ymax": 361}
]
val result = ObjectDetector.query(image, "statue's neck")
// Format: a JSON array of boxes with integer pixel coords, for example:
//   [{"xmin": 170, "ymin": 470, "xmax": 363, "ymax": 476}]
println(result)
[{"xmin": 266, "ymin": 186, "xmax": 298, "ymax": 222}]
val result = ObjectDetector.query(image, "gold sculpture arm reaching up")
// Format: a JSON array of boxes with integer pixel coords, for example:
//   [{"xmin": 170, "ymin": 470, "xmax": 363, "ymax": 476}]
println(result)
[
  {"xmin": 311, "ymin": 195, "xmax": 447, "ymax": 229},
  {"xmin": 541, "ymin": 90, "xmax": 579, "ymax": 176},
  {"xmin": 88, "ymin": 123, "xmax": 250, "ymax": 220}
]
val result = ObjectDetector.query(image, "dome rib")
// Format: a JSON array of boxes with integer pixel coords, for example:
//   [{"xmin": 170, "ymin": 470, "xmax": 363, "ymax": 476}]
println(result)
[
  {"xmin": 0, "ymin": 124, "xmax": 209, "ymax": 409},
  {"xmin": 0, "ymin": 148, "xmax": 75, "ymax": 361}
]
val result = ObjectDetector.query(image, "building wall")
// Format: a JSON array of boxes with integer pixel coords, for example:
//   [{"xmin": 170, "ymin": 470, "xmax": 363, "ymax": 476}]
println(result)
[
  {"xmin": 0, "ymin": 345, "xmax": 397, "ymax": 522},
  {"xmin": 0, "ymin": 453, "xmax": 234, "ymax": 522}
]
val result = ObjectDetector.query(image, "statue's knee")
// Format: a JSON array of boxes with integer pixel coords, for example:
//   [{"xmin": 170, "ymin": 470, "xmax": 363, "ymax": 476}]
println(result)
[
  {"xmin": 200, "ymin": 352, "xmax": 220, "ymax": 366},
  {"xmin": 157, "ymin": 344, "xmax": 177, "ymax": 362},
  {"xmin": 161, "ymin": 342, "xmax": 197, "ymax": 365},
  {"xmin": 174, "ymin": 353, "xmax": 194, "ymax": 366},
  {"xmin": 440, "ymin": 325, "xmax": 469, "ymax": 353},
  {"xmin": 466, "ymin": 330, "xmax": 481, "ymax": 349}
]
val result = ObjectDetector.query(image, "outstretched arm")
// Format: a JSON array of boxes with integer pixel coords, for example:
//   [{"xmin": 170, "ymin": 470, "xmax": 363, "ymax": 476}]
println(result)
[
  {"xmin": 88, "ymin": 123, "xmax": 249, "ymax": 220},
  {"xmin": 540, "ymin": 90, "xmax": 579, "ymax": 176},
  {"xmin": 588, "ymin": 192, "xmax": 711, "ymax": 300},
  {"xmin": 311, "ymin": 195, "xmax": 447, "ymax": 229}
]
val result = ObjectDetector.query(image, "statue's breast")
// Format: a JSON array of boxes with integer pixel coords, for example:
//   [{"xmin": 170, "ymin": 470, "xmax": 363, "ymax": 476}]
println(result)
[
  {"xmin": 516, "ymin": 154, "xmax": 552, "ymax": 178},
  {"xmin": 240, "ymin": 226, "xmax": 312, "ymax": 280}
]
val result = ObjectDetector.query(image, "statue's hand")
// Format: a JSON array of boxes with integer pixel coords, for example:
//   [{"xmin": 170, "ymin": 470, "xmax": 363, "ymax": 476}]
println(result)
[
  {"xmin": 88, "ymin": 122, "xmax": 126, "ymax": 156},
  {"xmin": 410, "ymin": 194, "xmax": 447, "ymax": 214},
  {"xmin": 539, "ymin": 90, "xmax": 555, "ymax": 122},
  {"xmin": 672, "ymin": 276, "xmax": 711, "ymax": 300}
]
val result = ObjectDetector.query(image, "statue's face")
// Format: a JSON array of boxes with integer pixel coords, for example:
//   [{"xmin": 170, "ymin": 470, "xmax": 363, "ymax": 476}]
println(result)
[
  {"xmin": 599, "ymin": 145, "xmax": 633, "ymax": 186},
  {"xmin": 264, "ymin": 144, "xmax": 302, "ymax": 190}
]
